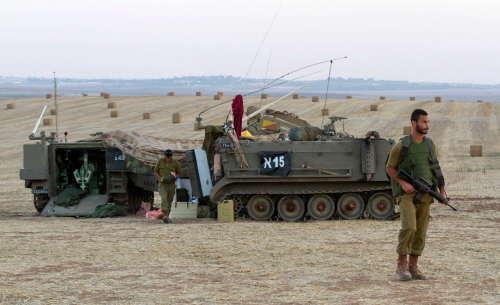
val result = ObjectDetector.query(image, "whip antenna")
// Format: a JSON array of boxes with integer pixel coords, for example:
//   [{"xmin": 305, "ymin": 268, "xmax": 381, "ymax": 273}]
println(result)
[
  {"xmin": 238, "ymin": 1, "xmax": 283, "ymax": 93},
  {"xmin": 321, "ymin": 60, "xmax": 334, "ymax": 127},
  {"xmin": 54, "ymin": 72, "xmax": 59, "ymax": 140}
]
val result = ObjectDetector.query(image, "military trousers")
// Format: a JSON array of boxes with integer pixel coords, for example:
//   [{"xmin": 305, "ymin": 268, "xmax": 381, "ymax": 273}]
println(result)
[
  {"xmin": 396, "ymin": 192, "xmax": 432, "ymax": 256},
  {"xmin": 159, "ymin": 183, "xmax": 176, "ymax": 213}
]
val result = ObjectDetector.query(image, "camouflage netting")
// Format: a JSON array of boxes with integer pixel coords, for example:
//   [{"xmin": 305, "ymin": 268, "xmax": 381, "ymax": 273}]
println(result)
[{"xmin": 82, "ymin": 130, "xmax": 204, "ymax": 170}]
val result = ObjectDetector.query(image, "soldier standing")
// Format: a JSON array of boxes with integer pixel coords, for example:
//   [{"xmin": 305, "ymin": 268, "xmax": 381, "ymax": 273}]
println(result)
[
  {"xmin": 154, "ymin": 149, "xmax": 181, "ymax": 224},
  {"xmin": 386, "ymin": 109, "xmax": 446, "ymax": 280}
]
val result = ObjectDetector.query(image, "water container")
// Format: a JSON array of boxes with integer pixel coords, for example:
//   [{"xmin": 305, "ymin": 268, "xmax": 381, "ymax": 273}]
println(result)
[{"xmin": 217, "ymin": 200, "xmax": 234, "ymax": 222}]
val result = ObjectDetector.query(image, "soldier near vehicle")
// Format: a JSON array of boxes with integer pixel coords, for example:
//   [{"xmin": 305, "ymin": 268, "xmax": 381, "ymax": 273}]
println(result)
[
  {"xmin": 154, "ymin": 149, "xmax": 181, "ymax": 224},
  {"xmin": 386, "ymin": 109, "xmax": 447, "ymax": 281}
]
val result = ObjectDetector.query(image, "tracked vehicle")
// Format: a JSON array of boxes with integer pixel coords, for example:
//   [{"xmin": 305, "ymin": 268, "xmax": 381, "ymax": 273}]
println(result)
[
  {"xmin": 205, "ymin": 113, "xmax": 396, "ymax": 221},
  {"xmin": 20, "ymin": 131, "xmax": 158, "ymax": 216}
]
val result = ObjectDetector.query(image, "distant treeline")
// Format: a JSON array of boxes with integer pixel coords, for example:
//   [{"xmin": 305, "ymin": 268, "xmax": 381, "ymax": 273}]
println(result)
[{"xmin": 1, "ymin": 75, "xmax": 498, "ymax": 91}]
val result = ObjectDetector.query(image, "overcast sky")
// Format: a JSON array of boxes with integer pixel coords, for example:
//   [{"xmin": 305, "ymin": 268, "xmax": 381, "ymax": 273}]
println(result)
[{"xmin": 1, "ymin": 0, "xmax": 499, "ymax": 84}]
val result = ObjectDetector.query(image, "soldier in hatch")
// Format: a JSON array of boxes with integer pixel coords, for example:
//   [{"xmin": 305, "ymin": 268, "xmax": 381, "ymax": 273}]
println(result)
[
  {"xmin": 386, "ymin": 109, "xmax": 447, "ymax": 281},
  {"xmin": 154, "ymin": 149, "xmax": 181, "ymax": 224}
]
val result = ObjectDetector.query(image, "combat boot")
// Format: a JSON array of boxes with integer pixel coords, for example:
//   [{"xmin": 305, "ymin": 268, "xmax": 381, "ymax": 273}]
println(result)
[
  {"xmin": 162, "ymin": 212, "xmax": 172, "ymax": 224},
  {"xmin": 395, "ymin": 255, "xmax": 412, "ymax": 281},
  {"xmin": 408, "ymin": 255, "xmax": 427, "ymax": 280}
]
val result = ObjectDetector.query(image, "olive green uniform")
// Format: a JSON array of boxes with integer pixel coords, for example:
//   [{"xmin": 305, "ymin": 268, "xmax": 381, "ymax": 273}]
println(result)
[
  {"xmin": 154, "ymin": 158, "xmax": 181, "ymax": 213},
  {"xmin": 387, "ymin": 138, "xmax": 439, "ymax": 256}
]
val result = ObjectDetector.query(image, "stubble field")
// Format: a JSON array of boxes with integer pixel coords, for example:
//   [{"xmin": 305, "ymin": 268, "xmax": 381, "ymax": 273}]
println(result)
[{"xmin": 1, "ymin": 95, "xmax": 499, "ymax": 304}]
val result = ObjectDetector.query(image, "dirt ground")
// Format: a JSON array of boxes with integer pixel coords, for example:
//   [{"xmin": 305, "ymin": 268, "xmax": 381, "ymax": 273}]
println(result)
[{"xmin": 1, "ymin": 96, "xmax": 499, "ymax": 304}]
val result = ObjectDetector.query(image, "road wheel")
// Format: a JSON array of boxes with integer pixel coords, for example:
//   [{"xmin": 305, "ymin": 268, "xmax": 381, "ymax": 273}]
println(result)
[
  {"xmin": 277, "ymin": 195, "xmax": 305, "ymax": 222},
  {"xmin": 367, "ymin": 192, "xmax": 395, "ymax": 220},
  {"xmin": 247, "ymin": 195, "xmax": 274, "ymax": 221},
  {"xmin": 307, "ymin": 194, "xmax": 335, "ymax": 220},
  {"xmin": 337, "ymin": 193, "xmax": 365, "ymax": 220}
]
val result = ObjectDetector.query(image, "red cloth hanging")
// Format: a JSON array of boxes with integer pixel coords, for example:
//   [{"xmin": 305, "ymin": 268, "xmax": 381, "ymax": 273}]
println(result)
[{"xmin": 232, "ymin": 94, "xmax": 244, "ymax": 138}]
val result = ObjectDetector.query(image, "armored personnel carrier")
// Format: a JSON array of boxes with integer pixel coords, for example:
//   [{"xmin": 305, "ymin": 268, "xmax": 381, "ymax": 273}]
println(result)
[
  {"xmin": 205, "ymin": 113, "xmax": 396, "ymax": 221},
  {"xmin": 19, "ymin": 130, "xmax": 160, "ymax": 216}
]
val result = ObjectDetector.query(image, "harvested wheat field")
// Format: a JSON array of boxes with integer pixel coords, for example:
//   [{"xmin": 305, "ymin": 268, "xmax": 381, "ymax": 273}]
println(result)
[{"xmin": 1, "ymin": 95, "xmax": 500, "ymax": 304}]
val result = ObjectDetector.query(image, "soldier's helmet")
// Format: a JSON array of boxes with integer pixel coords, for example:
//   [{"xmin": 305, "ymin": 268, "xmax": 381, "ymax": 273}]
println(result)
[{"xmin": 164, "ymin": 149, "xmax": 173, "ymax": 157}]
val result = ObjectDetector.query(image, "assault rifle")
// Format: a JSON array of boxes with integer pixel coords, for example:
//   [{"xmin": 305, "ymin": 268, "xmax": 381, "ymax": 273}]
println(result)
[{"xmin": 396, "ymin": 169, "xmax": 457, "ymax": 211}]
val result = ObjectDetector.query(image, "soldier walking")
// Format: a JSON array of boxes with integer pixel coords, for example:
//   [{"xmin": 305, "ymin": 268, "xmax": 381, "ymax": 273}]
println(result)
[
  {"xmin": 386, "ymin": 109, "xmax": 447, "ymax": 280},
  {"xmin": 154, "ymin": 149, "xmax": 181, "ymax": 224}
]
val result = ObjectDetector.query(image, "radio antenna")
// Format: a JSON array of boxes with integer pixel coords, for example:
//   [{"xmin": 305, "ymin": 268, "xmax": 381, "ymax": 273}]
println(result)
[{"xmin": 53, "ymin": 72, "xmax": 59, "ymax": 140}]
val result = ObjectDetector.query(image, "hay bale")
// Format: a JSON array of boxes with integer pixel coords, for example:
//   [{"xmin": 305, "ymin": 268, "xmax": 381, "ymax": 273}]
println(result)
[
  {"xmin": 143, "ymin": 113, "xmax": 151, "ymax": 119},
  {"xmin": 104, "ymin": 93, "xmax": 111, "ymax": 99},
  {"xmin": 477, "ymin": 100, "xmax": 483, "ymax": 103},
  {"xmin": 346, "ymin": 96, "xmax": 352, "ymax": 99},
  {"xmin": 108, "ymin": 102, "xmax": 116, "ymax": 108},
  {"xmin": 214, "ymin": 94, "xmax": 221, "ymax": 100},
  {"xmin": 196, "ymin": 92, "xmax": 202, "ymax": 96},
  {"xmin": 435, "ymin": 96, "xmax": 441, "ymax": 103},
  {"xmin": 312, "ymin": 96, "xmax": 320, "ymax": 102},
  {"xmin": 168, "ymin": 92, "xmax": 175, "ymax": 96},
  {"xmin": 110, "ymin": 111, "xmax": 119, "ymax": 117},
  {"xmin": 470, "ymin": 145, "xmax": 483, "ymax": 157},
  {"xmin": 50, "ymin": 109, "xmax": 58, "ymax": 115},
  {"xmin": 380, "ymin": 96, "xmax": 386, "ymax": 100},
  {"xmin": 261, "ymin": 94, "xmax": 269, "ymax": 99},
  {"xmin": 83, "ymin": 93, "xmax": 88, "ymax": 97},
  {"xmin": 403, "ymin": 126, "xmax": 411, "ymax": 135},
  {"xmin": 6, "ymin": 103, "xmax": 16, "ymax": 109},
  {"xmin": 100, "ymin": 93, "xmax": 106, "ymax": 97},
  {"xmin": 410, "ymin": 97, "xmax": 416, "ymax": 101},
  {"xmin": 321, "ymin": 109, "xmax": 330, "ymax": 116},
  {"xmin": 293, "ymin": 94, "xmax": 299, "ymax": 99},
  {"xmin": 43, "ymin": 118, "xmax": 53, "ymax": 126},
  {"xmin": 217, "ymin": 92, "xmax": 224, "ymax": 96},
  {"xmin": 46, "ymin": 94, "xmax": 52, "ymax": 99},
  {"xmin": 370, "ymin": 105, "xmax": 378, "ymax": 111},
  {"xmin": 172, "ymin": 113, "xmax": 181, "ymax": 123}
]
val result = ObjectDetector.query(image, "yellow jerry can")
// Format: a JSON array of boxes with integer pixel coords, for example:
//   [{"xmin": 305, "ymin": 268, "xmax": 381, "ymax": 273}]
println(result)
[{"xmin": 217, "ymin": 200, "xmax": 234, "ymax": 222}]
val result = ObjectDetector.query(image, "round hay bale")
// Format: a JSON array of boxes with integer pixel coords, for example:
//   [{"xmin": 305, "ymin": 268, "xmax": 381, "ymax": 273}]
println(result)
[
  {"xmin": 312, "ymin": 96, "xmax": 320, "ymax": 102},
  {"xmin": 168, "ymin": 92, "xmax": 175, "ymax": 96},
  {"xmin": 321, "ymin": 109, "xmax": 330, "ymax": 116},
  {"xmin": 111, "ymin": 111, "xmax": 119, "ymax": 117},
  {"xmin": 50, "ymin": 109, "xmax": 58, "ymax": 115},
  {"xmin": 477, "ymin": 100, "xmax": 483, "ymax": 103},
  {"xmin": 6, "ymin": 103, "xmax": 16, "ymax": 109},
  {"xmin": 108, "ymin": 102, "xmax": 116, "ymax": 108},
  {"xmin": 435, "ymin": 96, "xmax": 441, "ymax": 103},
  {"xmin": 410, "ymin": 97, "xmax": 416, "ymax": 101},
  {"xmin": 261, "ymin": 94, "xmax": 269, "ymax": 99},
  {"xmin": 214, "ymin": 94, "xmax": 221, "ymax": 100},
  {"xmin": 196, "ymin": 92, "xmax": 202, "ymax": 96},
  {"xmin": 104, "ymin": 93, "xmax": 111, "ymax": 99},
  {"xmin": 143, "ymin": 113, "xmax": 151, "ymax": 119},
  {"xmin": 46, "ymin": 94, "xmax": 52, "ymax": 99},
  {"xmin": 346, "ymin": 96, "xmax": 352, "ymax": 99},
  {"xmin": 293, "ymin": 94, "xmax": 299, "ymax": 99},
  {"xmin": 380, "ymin": 96, "xmax": 386, "ymax": 100},
  {"xmin": 370, "ymin": 105, "xmax": 378, "ymax": 111},
  {"xmin": 100, "ymin": 92, "xmax": 106, "ymax": 97},
  {"xmin": 43, "ymin": 118, "xmax": 53, "ymax": 126}
]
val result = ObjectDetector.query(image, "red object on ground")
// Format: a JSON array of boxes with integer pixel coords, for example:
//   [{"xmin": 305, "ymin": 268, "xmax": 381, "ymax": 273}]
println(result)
[{"xmin": 232, "ymin": 94, "xmax": 244, "ymax": 138}]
